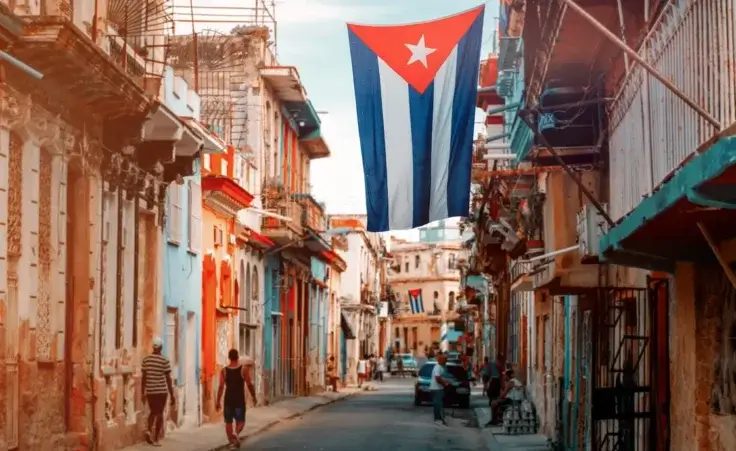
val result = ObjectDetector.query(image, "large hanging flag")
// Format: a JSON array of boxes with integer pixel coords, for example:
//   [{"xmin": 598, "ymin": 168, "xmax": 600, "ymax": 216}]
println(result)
[
  {"xmin": 348, "ymin": 6, "xmax": 485, "ymax": 232},
  {"xmin": 408, "ymin": 289, "xmax": 425, "ymax": 314}
]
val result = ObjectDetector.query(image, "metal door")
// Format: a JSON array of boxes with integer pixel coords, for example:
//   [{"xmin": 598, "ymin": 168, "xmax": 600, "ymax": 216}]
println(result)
[{"xmin": 592, "ymin": 279, "xmax": 668, "ymax": 451}]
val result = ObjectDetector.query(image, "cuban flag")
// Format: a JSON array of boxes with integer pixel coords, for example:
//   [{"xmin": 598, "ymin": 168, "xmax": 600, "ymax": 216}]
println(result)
[
  {"xmin": 408, "ymin": 289, "xmax": 425, "ymax": 314},
  {"xmin": 348, "ymin": 6, "xmax": 485, "ymax": 232}
]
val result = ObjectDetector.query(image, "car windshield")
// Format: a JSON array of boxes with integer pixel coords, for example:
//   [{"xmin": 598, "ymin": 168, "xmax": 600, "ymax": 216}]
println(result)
[{"xmin": 418, "ymin": 363, "xmax": 435, "ymax": 378}]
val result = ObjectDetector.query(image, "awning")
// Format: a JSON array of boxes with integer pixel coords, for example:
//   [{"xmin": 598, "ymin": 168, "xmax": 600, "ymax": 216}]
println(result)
[
  {"xmin": 600, "ymin": 136, "xmax": 736, "ymax": 272},
  {"xmin": 319, "ymin": 249, "xmax": 347, "ymax": 272},
  {"xmin": 248, "ymin": 229, "xmax": 275, "ymax": 249},
  {"xmin": 340, "ymin": 311, "xmax": 356, "ymax": 339},
  {"xmin": 304, "ymin": 229, "xmax": 332, "ymax": 254}
]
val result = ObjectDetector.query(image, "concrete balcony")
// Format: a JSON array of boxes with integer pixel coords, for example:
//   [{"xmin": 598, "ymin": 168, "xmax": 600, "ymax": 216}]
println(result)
[{"xmin": 261, "ymin": 198, "xmax": 304, "ymax": 245}]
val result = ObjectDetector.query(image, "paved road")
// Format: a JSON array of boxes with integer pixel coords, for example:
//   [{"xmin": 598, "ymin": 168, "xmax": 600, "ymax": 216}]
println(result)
[{"xmin": 244, "ymin": 378, "xmax": 487, "ymax": 450}]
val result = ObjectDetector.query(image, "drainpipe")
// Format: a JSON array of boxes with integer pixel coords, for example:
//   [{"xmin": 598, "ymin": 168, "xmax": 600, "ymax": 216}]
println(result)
[{"xmin": 94, "ymin": 171, "xmax": 106, "ymax": 451}]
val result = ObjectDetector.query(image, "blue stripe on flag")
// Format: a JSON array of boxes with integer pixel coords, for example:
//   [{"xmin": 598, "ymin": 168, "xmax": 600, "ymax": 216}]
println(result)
[
  {"xmin": 447, "ymin": 10, "xmax": 484, "ymax": 217},
  {"xmin": 347, "ymin": 29, "xmax": 389, "ymax": 232},
  {"xmin": 408, "ymin": 83, "xmax": 434, "ymax": 228}
]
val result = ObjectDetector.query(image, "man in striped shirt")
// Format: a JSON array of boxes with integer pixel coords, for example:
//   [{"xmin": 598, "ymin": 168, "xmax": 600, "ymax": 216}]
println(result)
[{"xmin": 142, "ymin": 337, "xmax": 175, "ymax": 447}]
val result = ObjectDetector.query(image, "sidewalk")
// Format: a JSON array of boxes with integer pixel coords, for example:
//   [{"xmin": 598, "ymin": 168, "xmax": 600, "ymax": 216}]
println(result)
[
  {"xmin": 124, "ymin": 389, "xmax": 361, "ymax": 451},
  {"xmin": 475, "ymin": 407, "xmax": 551, "ymax": 451}
]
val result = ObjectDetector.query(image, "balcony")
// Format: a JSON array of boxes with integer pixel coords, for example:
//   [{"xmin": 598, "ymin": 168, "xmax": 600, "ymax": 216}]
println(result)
[
  {"xmin": 509, "ymin": 260, "xmax": 533, "ymax": 292},
  {"xmin": 11, "ymin": 2, "xmax": 169, "ymax": 122},
  {"xmin": 261, "ymin": 197, "xmax": 304, "ymax": 244},
  {"xmin": 608, "ymin": 0, "xmax": 736, "ymax": 223},
  {"xmin": 296, "ymin": 194, "xmax": 327, "ymax": 232}
]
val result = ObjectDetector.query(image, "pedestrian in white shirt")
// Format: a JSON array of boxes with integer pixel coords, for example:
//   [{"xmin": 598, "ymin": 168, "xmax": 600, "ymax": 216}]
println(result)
[
  {"xmin": 357, "ymin": 357, "xmax": 367, "ymax": 387},
  {"xmin": 430, "ymin": 353, "xmax": 451, "ymax": 425},
  {"xmin": 377, "ymin": 356, "xmax": 386, "ymax": 382}
]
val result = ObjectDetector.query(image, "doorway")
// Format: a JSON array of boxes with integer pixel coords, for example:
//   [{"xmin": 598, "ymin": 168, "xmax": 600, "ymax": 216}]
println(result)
[{"xmin": 183, "ymin": 312, "xmax": 198, "ymax": 427}]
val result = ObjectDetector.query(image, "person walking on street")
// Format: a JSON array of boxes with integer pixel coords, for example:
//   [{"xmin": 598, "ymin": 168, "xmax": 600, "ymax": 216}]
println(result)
[
  {"xmin": 480, "ymin": 357, "xmax": 491, "ymax": 396},
  {"xmin": 357, "ymin": 356, "xmax": 367, "ymax": 387},
  {"xmin": 326, "ymin": 355, "xmax": 339, "ymax": 393},
  {"xmin": 141, "ymin": 337, "xmax": 176, "ymax": 447},
  {"xmin": 397, "ymin": 356, "xmax": 404, "ymax": 378},
  {"xmin": 377, "ymin": 355, "xmax": 386, "ymax": 382},
  {"xmin": 430, "ymin": 353, "xmax": 451, "ymax": 426},
  {"xmin": 216, "ymin": 349, "xmax": 257, "ymax": 449}
]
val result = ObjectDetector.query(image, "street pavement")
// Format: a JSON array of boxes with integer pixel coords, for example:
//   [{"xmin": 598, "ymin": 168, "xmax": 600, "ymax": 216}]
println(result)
[
  {"xmin": 122, "ymin": 388, "xmax": 361, "ymax": 451},
  {"xmin": 243, "ymin": 377, "xmax": 486, "ymax": 451}
]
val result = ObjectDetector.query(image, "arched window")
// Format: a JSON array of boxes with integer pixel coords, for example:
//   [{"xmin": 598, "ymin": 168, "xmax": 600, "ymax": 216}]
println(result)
[
  {"xmin": 414, "ymin": 255, "xmax": 421, "ymax": 269},
  {"xmin": 448, "ymin": 253, "xmax": 456, "ymax": 270},
  {"xmin": 432, "ymin": 291, "xmax": 440, "ymax": 315},
  {"xmin": 448, "ymin": 291, "xmax": 455, "ymax": 311}
]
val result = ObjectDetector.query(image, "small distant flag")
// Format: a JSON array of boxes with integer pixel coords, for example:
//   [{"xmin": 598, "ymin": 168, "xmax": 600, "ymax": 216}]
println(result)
[
  {"xmin": 347, "ymin": 6, "xmax": 485, "ymax": 232},
  {"xmin": 408, "ymin": 289, "xmax": 425, "ymax": 314}
]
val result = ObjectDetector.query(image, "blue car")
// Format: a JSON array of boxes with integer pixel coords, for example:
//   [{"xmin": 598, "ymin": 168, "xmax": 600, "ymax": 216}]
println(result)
[
  {"xmin": 392, "ymin": 353, "xmax": 418, "ymax": 376},
  {"xmin": 414, "ymin": 362, "xmax": 471, "ymax": 409}
]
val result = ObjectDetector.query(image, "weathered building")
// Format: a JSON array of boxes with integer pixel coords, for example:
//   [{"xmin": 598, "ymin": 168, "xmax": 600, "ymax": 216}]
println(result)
[
  {"xmin": 387, "ymin": 223, "xmax": 467, "ymax": 356},
  {"xmin": 0, "ymin": 2, "xmax": 204, "ymax": 449},
  {"xmin": 331, "ymin": 215, "xmax": 386, "ymax": 384},
  {"xmin": 470, "ymin": 1, "xmax": 736, "ymax": 451}
]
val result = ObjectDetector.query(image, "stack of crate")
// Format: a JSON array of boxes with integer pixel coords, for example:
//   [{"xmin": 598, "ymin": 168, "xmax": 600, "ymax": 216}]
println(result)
[{"xmin": 501, "ymin": 401, "xmax": 539, "ymax": 435}]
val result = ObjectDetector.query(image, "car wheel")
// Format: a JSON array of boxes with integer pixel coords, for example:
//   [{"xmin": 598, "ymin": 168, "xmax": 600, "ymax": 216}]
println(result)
[{"xmin": 459, "ymin": 397, "xmax": 470, "ymax": 409}]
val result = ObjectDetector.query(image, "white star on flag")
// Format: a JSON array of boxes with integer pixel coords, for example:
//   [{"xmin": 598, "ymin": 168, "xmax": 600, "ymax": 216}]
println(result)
[{"xmin": 405, "ymin": 35, "xmax": 436, "ymax": 68}]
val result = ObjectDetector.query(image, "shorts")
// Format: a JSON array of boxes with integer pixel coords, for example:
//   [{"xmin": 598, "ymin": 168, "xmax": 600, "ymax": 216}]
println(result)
[
  {"xmin": 223, "ymin": 405, "xmax": 246, "ymax": 424},
  {"xmin": 147, "ymin": 393, "xmax": 168, "ymax": 415},
  {"xmin": 358, "ymin": 372, "xmax": 366, "ymax": 378}
]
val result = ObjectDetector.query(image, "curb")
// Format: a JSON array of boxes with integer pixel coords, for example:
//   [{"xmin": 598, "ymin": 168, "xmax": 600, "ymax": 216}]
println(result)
[{"xmin": 206, "ymin": 391, "xmax": 360, "ymax": 450}]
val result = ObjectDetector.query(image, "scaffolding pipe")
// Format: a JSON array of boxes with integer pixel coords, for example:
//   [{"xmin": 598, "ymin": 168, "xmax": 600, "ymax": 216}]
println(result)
[
  {"xmin": 483, "ymin": 143, "xmax": 511, "ymax": 150},
  {"xmin": 485, "ymin": 132, "xmax": 511, "ymax": 143},
  {"xmin": 487, "ymin": 102, "xmax": 521, "ymax": 115},
  {"xmin": 0, "ymin": 51, "xmax": 43, "ymax": 79},
  {"xmin": 562, "ymin": 0, "xmax": 720, "ymax": 130}
]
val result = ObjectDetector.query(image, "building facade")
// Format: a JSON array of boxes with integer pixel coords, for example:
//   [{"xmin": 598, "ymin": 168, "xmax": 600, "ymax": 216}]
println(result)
[
  {"xmin": 331, "ymin": 215, "xmax": 386, "ymax": 385},
  {"xmin": 470, "ymin": 1, "xmax": 736, "ymax": 451},
  {"xmin": 388, "ymin": 231, "xmax": 465, "ymax": 357},
  {"xmin": 0, "ymin": 3, "xmax": 209, "ymax": 449}
]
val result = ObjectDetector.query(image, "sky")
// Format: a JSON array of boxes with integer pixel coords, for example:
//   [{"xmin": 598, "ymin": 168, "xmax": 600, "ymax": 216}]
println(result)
[{"xmin": 173, "ymin": 0, "xmax": 500, "ymax": 238}]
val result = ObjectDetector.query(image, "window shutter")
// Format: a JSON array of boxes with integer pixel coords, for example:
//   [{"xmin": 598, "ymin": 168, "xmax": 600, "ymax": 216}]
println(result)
[{"xmin": 189, "ymin": 180, "xmax": 202, "ymax": 253}]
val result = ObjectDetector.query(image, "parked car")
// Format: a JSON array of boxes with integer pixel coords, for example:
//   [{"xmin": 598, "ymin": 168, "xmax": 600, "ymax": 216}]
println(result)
[
  {"xmin": 414, "ymin": 362, "xmax": 471, "ymax": 409},
  {"xmin": 391, "ymin": 353, "xmax": 418, "ymax": 376}
]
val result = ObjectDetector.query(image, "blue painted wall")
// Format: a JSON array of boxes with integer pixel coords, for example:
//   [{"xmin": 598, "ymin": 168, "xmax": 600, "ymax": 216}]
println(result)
[{"xmin": 161, "ymin": 66, "xmax": 202, "ymax": 387}]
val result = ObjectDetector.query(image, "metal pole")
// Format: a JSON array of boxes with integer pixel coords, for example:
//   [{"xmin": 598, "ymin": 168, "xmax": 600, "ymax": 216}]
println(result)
[
  {"xmin": 562, "ymin": 0, "xmax": 721, "ymax": 130},
  {"xmin": 0, "ymin": 51, "xmax": 43, "ymax": 80},
  {"xmin": 519, "ymin": 111, "xmax": 615, "ymax": 227},
  {"xmin": 697, "ymin": 222, "xmax": 736, "ymax": 290}
]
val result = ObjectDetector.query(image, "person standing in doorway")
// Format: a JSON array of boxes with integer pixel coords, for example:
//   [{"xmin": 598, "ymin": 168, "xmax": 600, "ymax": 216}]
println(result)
[
  {"xmin": 357, "ymin": 356, "xmax": 367, "ymax": 387},
  {"xmin": 430, "ymin": 353, "xmax": 451, "ymax": 426},
  {"xmin": 142, "ymin": 337, "xmax": 176, "ymax": 447},
  {"xmin": 216, "ymin": 349, "xmax": 257, "ymax": 449}
]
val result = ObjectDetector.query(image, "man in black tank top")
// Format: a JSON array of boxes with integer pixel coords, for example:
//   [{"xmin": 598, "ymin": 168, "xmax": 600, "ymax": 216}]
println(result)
[{"xmin": 216, "ymin": 349, "xmax": 257, "ymax": 448}]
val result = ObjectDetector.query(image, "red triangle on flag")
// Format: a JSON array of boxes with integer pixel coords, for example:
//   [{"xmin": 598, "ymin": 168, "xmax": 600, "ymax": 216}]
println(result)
[{"xmin": 348, "ymin": 6, "xmax": 484, "ymax": 94}]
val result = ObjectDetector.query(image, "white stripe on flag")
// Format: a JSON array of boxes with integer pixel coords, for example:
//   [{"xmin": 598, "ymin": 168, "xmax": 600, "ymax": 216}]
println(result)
[
  {"xmin": 378, "ymin": 58, "xmax": 413, "ymax": 230},
  {"xmin": 429, "ymin": 46, "xmax": 458, "ymax": 222}
]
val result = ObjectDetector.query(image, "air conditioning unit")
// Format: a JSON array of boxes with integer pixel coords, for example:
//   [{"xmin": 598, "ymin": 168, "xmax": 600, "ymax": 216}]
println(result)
[{"xmin": 577, "ymin": 203, "xmax": 608, "ymax": 261}]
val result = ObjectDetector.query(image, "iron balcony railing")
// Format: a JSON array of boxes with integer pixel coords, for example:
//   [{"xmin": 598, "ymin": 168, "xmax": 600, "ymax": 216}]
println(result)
[
  {"xmin": 510, "ymin": 259, "xmax": 533, "ymax": 282},
  {"xmin": 608, "ymin": 0, "xmax": 735, "ymax": 221}
]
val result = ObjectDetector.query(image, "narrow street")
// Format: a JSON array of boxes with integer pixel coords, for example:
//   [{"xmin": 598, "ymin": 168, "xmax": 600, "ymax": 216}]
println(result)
[{"xmin": 244, "ymin": 378, "xmax": 485, "ymax": 451}]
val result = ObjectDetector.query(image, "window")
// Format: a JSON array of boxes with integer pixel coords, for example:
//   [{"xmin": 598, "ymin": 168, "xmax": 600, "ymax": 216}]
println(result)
[
  {"xmin": 239, "ymin": 261, "xmax": 256, "ymax": 358},
  {"xmin": 220, "ymin": 159, "xmax": 228, "ymax": 177},
  {"xmin": 414, "ymin": 255, "xmax": 420, "ymax": 269},
  {"xmin": 448, "ymin": 292, "xmax": 455, "ymax": 311},
  {"xmin": 203, "ymin": 154, "xmax": 211, "ymax": 171},
  {"xmin": 167, "ymin": 184, "xmax": 182, "ymax": 243},
  {"xmin": 448, "ymin": 253, "xmax": 456, "ymax": 270},
  {"xmin": 188, "ymin": 180, "xmax": 202, "ymax": 253},
  {"xmin": 404, "ymin": 262, "xmax": 409, "ymax": 272},
  {"xmin": 213, "ymin": 225, "xmax": 224, "ymax": 247}
]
